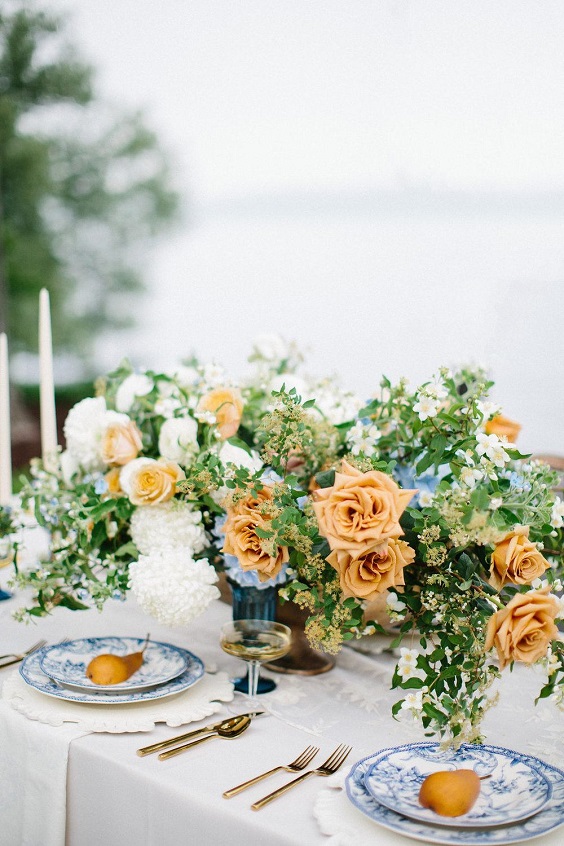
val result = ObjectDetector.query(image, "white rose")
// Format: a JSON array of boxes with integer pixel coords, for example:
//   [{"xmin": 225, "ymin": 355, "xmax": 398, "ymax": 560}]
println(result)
[
  {"xmin": 63, "ymin": 396, "xmax": 107, "ymax": 472},
  {"xmin": 115, "ymin": 373, "xmax": 154, "ymax": 412},
  {"xmin": 210, "ymin": 442, "xmax": 263, "ymax": 505},
  {"xmin": 171, "ymin": 365, "xmax": 200, "ymax": 389},
  {"xmin": 158, "ymin": 417, "xmax": 199, "ymax": 465},
  {"xmin": 252, "ymin": 333, "xmax": 288, "ymax": 362},
  {"xmin": 219, "ymin": 442, "xmax": 263, "ymax": 474}
]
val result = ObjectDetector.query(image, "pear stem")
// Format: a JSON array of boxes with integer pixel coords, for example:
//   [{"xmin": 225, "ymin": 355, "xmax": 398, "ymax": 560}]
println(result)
[
  {"xmin": 141, "ymin": 632, "xmax": 151, "ymax": 653},
  {"xmin": 479, "ymin": 774, "xmax": 492, "ymax": 780}
]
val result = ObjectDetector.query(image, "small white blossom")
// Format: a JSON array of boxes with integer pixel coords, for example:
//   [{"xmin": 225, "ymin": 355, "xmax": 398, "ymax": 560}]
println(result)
[
  {"xmin": 426, "ymin": 381, "xmax": 448, "ymax": 400},
  {"xmin": 400, "ymin": 691, "xmax": 424, "ymax": 711},
  {"xmin": 386, "ymin": 593, "xmax": 407, "ymax": 613},
  {"xmin": 419, "ymin": 490, "xmax": 435, "ymax": 507},
  {"xmin": 413, "ymin": 395, "xmax": 440, "ymax": 421},
  {"xmin": 489, "ymin": 497, "xmax": 503, "ymax": 511},
  {"xmin": 476, "ymin": 433, "xmax": 511, "ymax": 468},
  {"xmin": 347, "ymin": 421, "xmax": 381, "ymax": 457},
  {"xmin": 477, "ymin": 400, "xmax": 500, "ymax": 420},
  {"xmin": 550, "ymin": 497, "xmax": 564, "ymax": 529},
  {"xmin": 460, "ymin": 466, "xmax": 484, "ymax": 488}
]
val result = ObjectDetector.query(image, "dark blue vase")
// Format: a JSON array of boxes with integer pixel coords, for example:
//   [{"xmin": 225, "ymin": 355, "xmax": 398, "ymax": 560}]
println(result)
[{"xmin": 227, "ymin": 577, "xmax": 278, "ymax": 694}]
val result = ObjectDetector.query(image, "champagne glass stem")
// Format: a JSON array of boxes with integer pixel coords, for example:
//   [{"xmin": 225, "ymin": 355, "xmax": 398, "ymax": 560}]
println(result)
[{"xmin": 247, "ymin": 660, "xmax": 261, "ymax": 699}]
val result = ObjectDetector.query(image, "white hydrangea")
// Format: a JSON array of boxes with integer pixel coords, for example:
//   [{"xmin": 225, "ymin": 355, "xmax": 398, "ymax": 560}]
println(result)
[
  {"xmin": 158, "ymin": 416, "xmax": 199, "ymax": 465},
  {"xmin": 130, "ymin": 501, "xmax": 207, "ymax": 556},
  {"xmin": 115, "ymin": 373, "xmax": 154, "ymax": 412},
  {"xmin": 129, "ymin": 548, "xmax": 219, "ymax": 627},
  {"xmin": 63, "ymin": 396, "xmax": 108, "ymax": 472}
]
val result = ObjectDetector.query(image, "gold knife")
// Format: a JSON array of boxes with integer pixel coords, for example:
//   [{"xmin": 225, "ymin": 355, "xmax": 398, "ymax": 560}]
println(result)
[{"xmin": 136, "ymin": 711, "xmax": 265, "ymax": 757}]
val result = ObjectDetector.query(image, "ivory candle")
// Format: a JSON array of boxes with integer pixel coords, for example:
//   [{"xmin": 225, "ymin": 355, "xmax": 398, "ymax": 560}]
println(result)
[
  {"xmin": 0, "ymin": 332, "xmax": 11, "ymax": 505},
  {"xmin": 39, "ymin": 288, "xmax": 58, "ymax": 472}
]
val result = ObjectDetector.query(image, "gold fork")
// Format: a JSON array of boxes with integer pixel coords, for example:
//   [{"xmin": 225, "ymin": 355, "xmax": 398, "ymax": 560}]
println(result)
[
  {"xmin": 0, "ymin": 639, "xmax": 47, "ymax": 668},
  {"xmin": 251, "ymin": 744, "xmax": 353, "ymax": 811},
  {"xmin": 223, "ymin": 745, "xmax": 320, "ymax": 798}
]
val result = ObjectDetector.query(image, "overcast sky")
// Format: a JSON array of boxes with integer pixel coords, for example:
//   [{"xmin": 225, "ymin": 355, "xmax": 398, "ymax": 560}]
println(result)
[{"xmin": 39, "ymin": 1, "xmax": 564, "ymax": 452}]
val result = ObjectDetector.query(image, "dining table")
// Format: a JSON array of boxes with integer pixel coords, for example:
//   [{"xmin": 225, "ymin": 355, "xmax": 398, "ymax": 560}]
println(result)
[{"xmin": 1, "ymin": 574, "xmax": 563, "ymax": 846}]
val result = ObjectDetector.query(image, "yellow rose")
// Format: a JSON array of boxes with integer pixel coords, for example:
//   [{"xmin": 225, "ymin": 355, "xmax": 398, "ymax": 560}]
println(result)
[
  {"xmin": 105, "ymin": 467, "xmax": 124, "ymax": 497},
  {"xmin": 222, "ymin": 487, "xmax": 289, "ymax": 582},
  {"xmin": 197, "ymin": 387, "xmax": 243, "ymax": 439},
  {"xmin": 313, "ymin": 460, "xmax": 416, "ymax": 552},
  {"xmin": 485, "ymin": 414, "xmax": 521, "ymax": 442},
  {"xmin": 101, "ymin": 419, "xmax": 143, "ymax": 466},
  {"xmin": 489, "ymin": 527, "xmax": 550, "ymax": 590},
  {"xmin": 120, "ymin": 457, "xmax": 185, "ymax": 506},
  {"xmin": 485, "ymin": 586, "xmax": 559, "ymax": 670},
  {"xmin": 327, "ymin": 538, "xmax": 415, "ymax": 601}
]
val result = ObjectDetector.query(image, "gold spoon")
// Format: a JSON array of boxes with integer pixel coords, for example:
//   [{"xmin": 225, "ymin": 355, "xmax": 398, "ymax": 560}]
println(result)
[{"xmin": 158, "ymin": 714, "xmax": 251, "ymax": 760}]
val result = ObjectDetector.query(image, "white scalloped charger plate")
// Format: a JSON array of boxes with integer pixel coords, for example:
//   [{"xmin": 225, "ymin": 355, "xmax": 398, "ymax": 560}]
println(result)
[
  {"xmin": 363, "ymin": 743, "xmax": 552, "ymax": 828},
  {"xmin": 39, "ymin": 636, "xmax": 188, "ymax": 692},
  {"xmin": 345, "ymin": 743, "xmax": 564, "ymax": 846},
  {"xmin": 21, "ymin": 646, "xmax": 204, "ymax": 705}
]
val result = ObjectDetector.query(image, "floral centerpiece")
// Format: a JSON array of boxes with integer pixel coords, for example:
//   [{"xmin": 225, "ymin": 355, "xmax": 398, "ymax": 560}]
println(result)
[
  {"xmin": 5, "ymin": 340, "xmax": 563, "ymax": 744},
  {"xmin": 221, "ymin": 366, "xmax": 564, "ymax": 743}
]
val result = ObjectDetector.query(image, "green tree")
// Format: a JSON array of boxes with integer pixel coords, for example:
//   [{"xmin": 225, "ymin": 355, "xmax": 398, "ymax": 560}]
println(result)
[{"xmin": 0, "ymin": 0, "xmax": 178, "ymax": 360}]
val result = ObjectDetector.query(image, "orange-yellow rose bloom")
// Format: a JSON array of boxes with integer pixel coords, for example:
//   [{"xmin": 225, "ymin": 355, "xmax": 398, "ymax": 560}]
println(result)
[
  {"xmin": 313, "ymin": 461, "xmax": 416, "ymax": 552},
  {"xmin": 120, "ymin": 457, "xmax": 185, "ymax": 506},
  {"xmin": 485, "ymin": 414, "xmax": 521, "ymax": 443},
  {"xmin": 101, "ymin": 418, "xmax": 143, "ymax": 466},
  {"xmin": 489, "ymin": 527, "xmax": 550, "ymax": 590},
  {"xmin": 485, "ymin": 586, "xmax": 559, "ymax": 670},
  {"xmin": 222, "ymin": 487, "xmax": 289, "ymax": 582},
  {"xmin": 105, "ymin": 467, "xmax": 124, "ymax": 497},
  {"xmin": 327, "ymin": 538, "xmax": 415, "ymax": 601},
  {"xmin": 197, "ymin": 387, "xmax": 243, "ymax": 439}
]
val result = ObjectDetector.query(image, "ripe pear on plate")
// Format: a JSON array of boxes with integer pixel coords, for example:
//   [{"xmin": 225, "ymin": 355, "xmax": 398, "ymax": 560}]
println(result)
[
  {"xmin": 418, "ymin": 769, "xmax": 481, "ymax": 817},
  {"xmin": 85, "ymin": 634, "xmax": 150, "ymax": 686}
]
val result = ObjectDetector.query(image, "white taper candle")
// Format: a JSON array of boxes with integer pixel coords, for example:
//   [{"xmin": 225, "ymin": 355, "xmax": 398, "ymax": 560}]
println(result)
[
  {"xmin": 39, "ymin": 288, "xmax": 58, "ymax": 472},
  {"xmin": 0, "ymin": 332, "xmax": 12, "ymax": 505}
]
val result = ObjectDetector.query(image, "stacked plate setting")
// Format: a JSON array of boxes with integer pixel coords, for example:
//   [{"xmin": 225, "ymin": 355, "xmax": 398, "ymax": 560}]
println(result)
[
  {"xmin": 19, "ymin": 636, "xmax": 205, "ymax": 704},
  {"xmin": 345, "ymin": 742, "xmax": 564, "ymax": 844}
]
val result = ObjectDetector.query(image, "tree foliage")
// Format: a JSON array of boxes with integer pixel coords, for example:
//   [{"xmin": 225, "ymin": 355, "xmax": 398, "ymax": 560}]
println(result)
[{"xmin": 0, "ymin": 0, "xmax": 179, "ymax": 359}]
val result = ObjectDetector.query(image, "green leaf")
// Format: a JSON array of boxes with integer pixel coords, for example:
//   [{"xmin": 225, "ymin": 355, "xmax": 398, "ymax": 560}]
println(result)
[{"xmin": 315, "ymin": 469, "xmax": 335, "ymax": 489}]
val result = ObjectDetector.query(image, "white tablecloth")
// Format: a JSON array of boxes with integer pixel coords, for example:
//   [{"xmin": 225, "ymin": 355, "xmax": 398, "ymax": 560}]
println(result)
[{"xmin": 1, "ymin": 589, "xmax": 563, "ymax": 846}]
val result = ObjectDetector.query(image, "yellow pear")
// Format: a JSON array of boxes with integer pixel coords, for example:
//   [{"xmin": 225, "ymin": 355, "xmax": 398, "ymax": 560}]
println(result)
[
  {"xmin": 418, "ymin": 769, "xmax": 481, "ymax": 817},
  {"xmin": 86, "ymin": 653, "xmax": 130, "ymax": 685},
  {"xmin": 85, "ymin": 634, "xmax": 150, "ymax": 686}
]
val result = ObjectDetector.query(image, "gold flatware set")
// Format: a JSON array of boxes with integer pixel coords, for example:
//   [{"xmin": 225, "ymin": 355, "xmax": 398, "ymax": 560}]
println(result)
[{"xmin": 137, "ymin": 715, "xmax": 352, "ymax": 810}]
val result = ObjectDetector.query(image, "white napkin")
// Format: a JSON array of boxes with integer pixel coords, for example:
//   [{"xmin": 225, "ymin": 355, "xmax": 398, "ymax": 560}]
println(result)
[{"xmin": 0, "ymin": 696, "xmax": 87, "ymax": 846}]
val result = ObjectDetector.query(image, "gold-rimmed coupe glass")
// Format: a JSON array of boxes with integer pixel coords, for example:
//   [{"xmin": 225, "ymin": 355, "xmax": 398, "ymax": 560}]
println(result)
[{"xmin": 220, "ymin": 619, "xmax": 292, "ymax": 705}]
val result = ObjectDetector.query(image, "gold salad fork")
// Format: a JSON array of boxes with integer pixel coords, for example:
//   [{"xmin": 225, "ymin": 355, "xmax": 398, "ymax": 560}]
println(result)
[
  {"xmin": 251, "ymin": 743, "xmax": 352, "ymax": 811},
  {"xmin": 0, "ymin": 638, "xmax": 47, "ymax": 668},
  {"xmin": 223, "ymin": 745, "xmax": 320, "ymax": 798}
]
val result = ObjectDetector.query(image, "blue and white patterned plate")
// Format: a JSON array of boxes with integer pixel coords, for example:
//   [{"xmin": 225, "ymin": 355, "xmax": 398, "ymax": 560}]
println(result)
[
  {"xmin": 346, "ymin": 743, "xmax": 564, "ymax": 845},
  {"xmin": 363, "ymin": 743, "xmax": 552, "ymax": 828},
  {"xmin": 21, "ymin": 644, "xmax": 204, "ymax": 705},
  {"xmin": 39, "ymin": 637, "xmax": 189, "ymax": 692}
]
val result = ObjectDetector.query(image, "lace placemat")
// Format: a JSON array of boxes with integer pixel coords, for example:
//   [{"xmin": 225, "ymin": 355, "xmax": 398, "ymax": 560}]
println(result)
[{"xmin": 2, "ymin": 669, "xmax": 234, "ymax": 733}]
